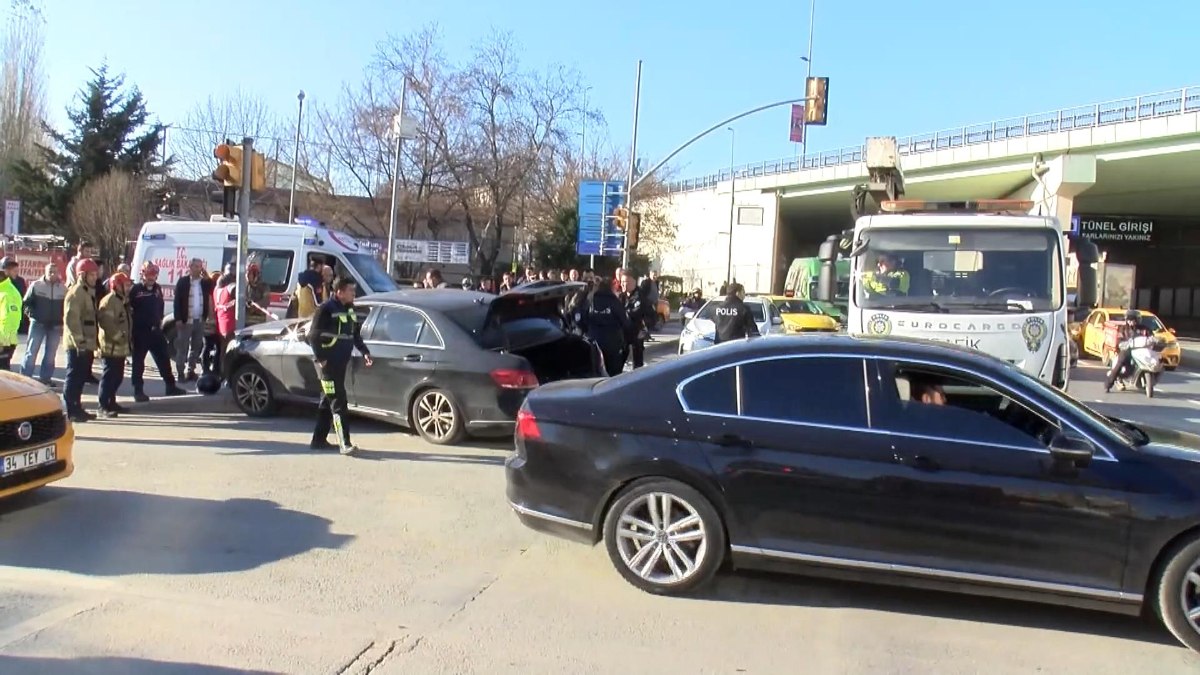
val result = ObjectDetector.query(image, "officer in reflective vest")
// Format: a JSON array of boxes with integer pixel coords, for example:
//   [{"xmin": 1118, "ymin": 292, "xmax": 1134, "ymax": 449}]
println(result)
[
  {"xmin": 861, "ymin": 253, "xmax": 910, "ymax": 297},
  {"xmin": 307, "ymin": 277, "xmax": 372, "ymax": 454}
]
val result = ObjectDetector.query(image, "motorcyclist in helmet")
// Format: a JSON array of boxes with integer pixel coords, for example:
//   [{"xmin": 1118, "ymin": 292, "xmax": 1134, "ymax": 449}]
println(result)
[{"xmin": 1104, "ymin": 309, "xmax": 1153, "ymax": 393}]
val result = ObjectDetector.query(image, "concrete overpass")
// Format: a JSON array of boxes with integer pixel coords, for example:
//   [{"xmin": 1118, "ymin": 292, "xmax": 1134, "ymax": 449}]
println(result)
[{"xmin": 656, "ymin": 85, "xmax": 1200, "ymax": 312}]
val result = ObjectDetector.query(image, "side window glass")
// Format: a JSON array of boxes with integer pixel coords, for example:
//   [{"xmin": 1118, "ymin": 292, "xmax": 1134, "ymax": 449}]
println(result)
[
  {"xmin": 416, "ymin": 320, "xmax": 441, "ymax": 347},
  {"xmin": 373, "ymin": 308, "xmax": 423, "ymax": 344},
  {"xmin": 680, "ymin": 367, "xmax": 737, "ymax": 415},
  {"xmin": 221, "ymin": 248, "xmax": 293, "ymax": 293},
  {"xmin": 739, "ymin": 357, "xmax": 866, "ymax": 427},
  {"xmin": 883, "ymin": 364, "xmax": 1056, "ymax": 448}
]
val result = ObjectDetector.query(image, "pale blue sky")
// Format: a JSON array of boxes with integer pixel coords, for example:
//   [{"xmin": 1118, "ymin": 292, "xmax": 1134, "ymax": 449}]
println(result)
[{"xmin": 41, "ymin": 0, "xmax": 1196, "ymax": 181}]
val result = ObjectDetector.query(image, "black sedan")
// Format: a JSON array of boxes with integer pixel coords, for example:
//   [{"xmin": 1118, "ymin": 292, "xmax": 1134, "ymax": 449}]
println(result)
[
  {"xmin": 222, "ymin": 283, "xmax": 602, "ymax": 444},
  {"xmin": 506, "ymin": 334, "xmax": 1200, "ymax": 653}
]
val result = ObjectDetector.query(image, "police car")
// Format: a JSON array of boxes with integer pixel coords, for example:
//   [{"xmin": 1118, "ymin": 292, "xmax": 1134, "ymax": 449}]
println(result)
[{"xmin": 677, "ymin": 295, "xmax": 783, "ymax": 355}]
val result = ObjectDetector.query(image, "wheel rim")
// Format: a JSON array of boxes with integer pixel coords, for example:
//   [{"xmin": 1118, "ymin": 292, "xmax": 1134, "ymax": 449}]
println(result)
[
  {"xmin": 234, "ymin": 371, "xmax": 269, "ymax": 412},
  {"xmin": 416, "ymin": 391, "xmax": 455, "ymax": 440},
  {"xmin": 1180, "ymin": 558, "xmax": 1200, "ymax": 636},
  {"xmin": 615, "ymin": 492, "xmax": 707, "ymax": 585}
]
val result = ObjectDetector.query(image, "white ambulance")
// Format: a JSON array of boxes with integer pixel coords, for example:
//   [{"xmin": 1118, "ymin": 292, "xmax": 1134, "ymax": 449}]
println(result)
[{"xmin": 129, "ymin": 215, "xmax": 399, "ymax": 327}]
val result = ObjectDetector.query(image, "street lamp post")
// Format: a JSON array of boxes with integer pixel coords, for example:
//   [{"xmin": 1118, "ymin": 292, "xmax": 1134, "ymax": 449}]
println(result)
[
  {"xmin": 799, "ymin": 0, "xmax": 816, "ymax": 162},
  {"xmin": 725, "ymin": 127, "xmax": 736, "ymax": 284},
  {"xmin": 288, "ymin": 90, "xmax": 305, "ymax": 224},
  {"xmin": 386, "ymin": 82, "xmax": 409, "ymax": 276}
]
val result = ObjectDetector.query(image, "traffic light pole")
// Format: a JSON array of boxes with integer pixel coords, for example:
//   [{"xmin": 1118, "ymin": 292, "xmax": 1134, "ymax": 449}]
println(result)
[
  {"xmin": 621, "ymin": 60, "xmax": 642, "ymax": 270},
  {"xmin": 628, "ymin": 96, "xmax": 812, "ymax": 194},
  {"xmin": 234, "ymin": 136, "xmax": 254, "ymax": 332}
]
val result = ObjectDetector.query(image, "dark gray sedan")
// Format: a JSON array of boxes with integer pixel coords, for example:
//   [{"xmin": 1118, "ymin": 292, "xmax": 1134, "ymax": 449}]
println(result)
[{"xmin": 222, "ymin": 283, "xmax": 602, "ymax": 444}]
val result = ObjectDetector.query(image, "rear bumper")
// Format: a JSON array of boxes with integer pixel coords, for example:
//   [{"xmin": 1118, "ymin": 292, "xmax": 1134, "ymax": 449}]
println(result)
[{"xmin": 505, "ymin": 451, "xmax": 597, "ymax": 545}]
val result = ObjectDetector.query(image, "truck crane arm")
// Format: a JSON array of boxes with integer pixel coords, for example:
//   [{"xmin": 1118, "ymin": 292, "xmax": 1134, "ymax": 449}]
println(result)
[{"xmin": 851, "ymin": 137, "xmax": 905, "ymax": 220}]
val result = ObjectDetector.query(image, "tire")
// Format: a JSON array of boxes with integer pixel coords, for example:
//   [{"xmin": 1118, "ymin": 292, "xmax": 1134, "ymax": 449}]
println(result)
[
  {"xmin": 231, "ymin": 361, "xmax": 278, "ymax": 417},
  {"xmin": 1167, "ymin": 365, "xmax": 1178, "ymax": 372},
  {"xmin": 602, "ymin": 478, "xmax": 727, "ymax": 595},
  {"xmin": 410, "ymin": 388, "xmax": 464, "ymax": 445},
  {"xmin": 1146, "ymin": 372, "xmax": 1155, "ymax": 399},
  {"xmin": 1152, "ymin": 534, "xmax": 1200, "ymax": 653}
]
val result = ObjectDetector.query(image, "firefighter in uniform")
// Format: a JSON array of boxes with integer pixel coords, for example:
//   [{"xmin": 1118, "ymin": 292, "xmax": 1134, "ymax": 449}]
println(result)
[{"xmin": 307, "ymin": 277, "xmax": 372, "ymax": 455}]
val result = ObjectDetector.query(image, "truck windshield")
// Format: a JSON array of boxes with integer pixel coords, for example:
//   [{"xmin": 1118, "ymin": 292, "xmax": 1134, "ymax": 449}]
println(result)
[
  {"xmin": 854, "ymin": 228, "xmax": 1062, "ymax": 313},
  {"xmin": 343, "ymin": 253, "xmax": 399, "ymax": 294}
]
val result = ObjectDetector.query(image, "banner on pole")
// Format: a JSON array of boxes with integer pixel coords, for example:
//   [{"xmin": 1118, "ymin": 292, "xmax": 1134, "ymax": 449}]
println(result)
[
  {"xmin": 789, "ymin": 105, "xmax": 805, "ymax": 143},
  {"xmin": 4, "ymin": 200, "xmax": 20, "ymax": 235}
]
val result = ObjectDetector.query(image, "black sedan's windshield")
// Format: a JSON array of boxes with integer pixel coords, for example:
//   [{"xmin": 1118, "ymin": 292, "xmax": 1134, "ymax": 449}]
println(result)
[{"xmin": 856, "ymin": 227, "xmax": 1063, "ymax": 313}]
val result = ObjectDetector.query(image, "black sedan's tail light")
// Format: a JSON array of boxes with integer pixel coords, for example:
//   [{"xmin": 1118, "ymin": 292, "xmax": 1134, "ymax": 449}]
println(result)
[
  {"xmin": 491, "ymin": 368, "xmax": 539, "ymax": 389},
  {"xmin": 516, "ymin": 408, "xmax": 541, "ymax": 441}
]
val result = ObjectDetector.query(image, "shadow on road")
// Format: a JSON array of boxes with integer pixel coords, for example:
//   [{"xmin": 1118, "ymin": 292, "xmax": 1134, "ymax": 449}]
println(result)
[
  {"xmin": 700, "ymin": 566, "xmax": 1176, "ymax": 648},
  {"xmin": 108, "ymin": 433, "xmax": 510, "ymax": 464},
  {"xmin": 697, "ymin": 569, "xmax": 1180, "ymax": 648},
  {"xmin": 0, "ymin": 656, "xmax": 276, "ymax": 674},
  {"xmin": 0, "ymin": 487, "xmax": 352, "ymax": 576}
]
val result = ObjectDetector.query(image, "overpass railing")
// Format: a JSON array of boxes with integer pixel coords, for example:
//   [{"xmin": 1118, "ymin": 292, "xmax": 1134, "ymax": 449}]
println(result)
[{"xmin": 667, "ymin": 86, "xmax": 1200, "ymax": 193}]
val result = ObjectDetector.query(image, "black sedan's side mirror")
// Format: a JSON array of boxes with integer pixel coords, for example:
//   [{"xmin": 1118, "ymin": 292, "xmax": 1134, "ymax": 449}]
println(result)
[{"xmin": 1049, "ymin": 433, "xmax": 1094, "ymax": 467}]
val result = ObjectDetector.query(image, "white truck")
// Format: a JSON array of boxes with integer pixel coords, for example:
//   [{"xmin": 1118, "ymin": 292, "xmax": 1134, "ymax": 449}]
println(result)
[{"xmin": 816, "ymin": 137, "xmax": 1099, "ymax": 389}]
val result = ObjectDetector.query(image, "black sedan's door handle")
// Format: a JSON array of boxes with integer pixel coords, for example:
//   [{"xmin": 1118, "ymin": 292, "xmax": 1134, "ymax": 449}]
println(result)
[
  {"xmin": 715, "ymin": 433, "xmax": 753, "ymax": 449},
  {"xmin": 900, "ymin": 455, "xmax": 941, "ymax": 472},
  {"xmin": 403, "ymin": 354, "xmax": 422, "ymax": 362}
]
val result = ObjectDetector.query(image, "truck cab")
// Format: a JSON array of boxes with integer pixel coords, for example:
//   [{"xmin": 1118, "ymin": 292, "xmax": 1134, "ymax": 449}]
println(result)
[{"xmin": 818, "ymin": 199, "xmax": 1099, "ymax": 389}]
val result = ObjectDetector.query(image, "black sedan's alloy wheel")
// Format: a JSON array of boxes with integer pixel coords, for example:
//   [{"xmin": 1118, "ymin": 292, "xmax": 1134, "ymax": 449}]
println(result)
[
  {"xmin": 603, "ymin": 478, "xmax": 726, "ymax": 595},
  {"xmin": 411, "ymin": 388, "xmax": 464, "ymax": 445},
  {"xmin": 232, "ymin": 362, "xmax": 278, "ymax": 417},
  {"xmin": 1155, "ymin": 535, "xmax": 1200, "ymax": 652}
]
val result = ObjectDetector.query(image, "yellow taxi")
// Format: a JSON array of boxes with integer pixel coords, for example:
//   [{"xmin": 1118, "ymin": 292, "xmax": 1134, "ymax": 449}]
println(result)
[
  {"xmin": 1077, "ymin": 307, "xmax": 1183, "ymax": 370},
  {"xmin": 758, "ymin": 295, "xmax": 841, "ymax": 333},
  {"xmin": 0, "ymin": 371, "xmax": 75, "ymax": 499}
]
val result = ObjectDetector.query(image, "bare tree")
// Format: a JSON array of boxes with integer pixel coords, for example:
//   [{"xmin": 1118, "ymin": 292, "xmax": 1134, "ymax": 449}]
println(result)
[
  {"xmin": 411, "ymin": 30, "xmax": 586, "ymax": 274},
  {"xmin": 172, "ymin": 90, "xmax": 286, "ymax": 182},
  {"xmin": 0, "ymin": 0, "xmax": 46, "ymax": 198},
  {"xmin": 68, "ymin": 171, "xmax": 146, "ymax": 264}
]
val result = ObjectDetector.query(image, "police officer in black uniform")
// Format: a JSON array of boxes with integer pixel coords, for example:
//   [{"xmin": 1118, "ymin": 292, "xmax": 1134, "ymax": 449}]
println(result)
[
  {"xmin": 713, "ymin": 282, "xmax": 760, "ymax": 344},
  {"xmin": 574, "ymin": 277, "xmax": 630, "ymax": 377},
  {"xmin": 128, "ymin": 262, "xmax": 186, "ymax": 401},
  {"xmin": 308, "ymin": 277, "xmax": 372, "ymax": 454}
]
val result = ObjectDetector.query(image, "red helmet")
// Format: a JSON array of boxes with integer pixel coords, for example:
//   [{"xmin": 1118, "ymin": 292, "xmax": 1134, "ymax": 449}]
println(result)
[
  {"xmin": 75, "ymin": 258, "xmax": 99, "ymax": 276},
  {"xmin": 109, "ymin": 272, "xmax": 132, "ymax": 291},
  {"xmin": 141, "ymin": 262, "xmax": 159, "ymax": 276}
]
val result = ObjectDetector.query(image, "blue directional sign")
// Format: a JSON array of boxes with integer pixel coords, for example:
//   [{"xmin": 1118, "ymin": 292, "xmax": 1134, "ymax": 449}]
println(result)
[{"xmin": 577, "ymin": 179, "xmax": 626, "ymax": 256}]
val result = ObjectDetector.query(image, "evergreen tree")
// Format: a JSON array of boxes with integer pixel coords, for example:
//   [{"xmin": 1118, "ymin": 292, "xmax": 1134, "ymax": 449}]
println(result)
[{"xmin": 10, "ymin": 63, "xmax": 167, "ymax": 234}]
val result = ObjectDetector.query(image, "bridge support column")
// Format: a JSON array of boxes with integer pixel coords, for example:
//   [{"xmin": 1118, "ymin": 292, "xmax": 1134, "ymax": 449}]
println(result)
[{"xmin": 1009, "ymin": 153, "xmax": 1097, "ymax": 230}]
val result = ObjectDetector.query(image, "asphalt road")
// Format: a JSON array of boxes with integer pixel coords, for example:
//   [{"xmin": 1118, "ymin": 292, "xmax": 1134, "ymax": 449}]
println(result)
[{"xmin": 1, "ymin": 334, "xmax": 1198, "ymax": 673}]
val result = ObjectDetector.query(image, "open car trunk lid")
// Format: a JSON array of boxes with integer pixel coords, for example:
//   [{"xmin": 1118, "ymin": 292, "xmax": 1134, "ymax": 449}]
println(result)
[{"xmin": 486, "ymin": 281, "xmax": 584, "ymax": 325}]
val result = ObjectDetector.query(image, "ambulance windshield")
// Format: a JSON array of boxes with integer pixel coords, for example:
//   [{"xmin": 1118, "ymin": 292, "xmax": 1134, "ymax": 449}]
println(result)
[{"xmin": 344, "ymin": 253, "xmax": 398, "ymax": 294}]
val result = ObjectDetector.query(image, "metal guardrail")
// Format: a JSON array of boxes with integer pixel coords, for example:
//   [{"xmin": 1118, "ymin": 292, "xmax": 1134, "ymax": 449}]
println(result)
[{"xmin": 668, "ymin": 86, "xmax": 1199, "ymax": 193}]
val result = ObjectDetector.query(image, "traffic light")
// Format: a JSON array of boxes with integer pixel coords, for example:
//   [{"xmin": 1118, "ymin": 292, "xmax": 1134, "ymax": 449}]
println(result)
[
  {"xmin": 212, "ymin": 143, "xmax": 243, "ymax": 187},
  {"xmin": 250, "ymin": 150, "xmax": 266, "ymax": 191},
  {"xmin": 805, "ymin": 76, "xmax": 829, "ymax": 126},
  {"xmin": 627, "ymin": 211, "xmax": 642, "ymax": 251},
  {"xmin": 612, "ymin": 206, "xmax": 629, "ymax": 231}
]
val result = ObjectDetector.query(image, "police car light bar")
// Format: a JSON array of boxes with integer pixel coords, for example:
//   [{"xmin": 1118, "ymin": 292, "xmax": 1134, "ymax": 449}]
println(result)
[{"xmin": 879, "ymin": 199, "xmax": 1035, "ymax": 214}]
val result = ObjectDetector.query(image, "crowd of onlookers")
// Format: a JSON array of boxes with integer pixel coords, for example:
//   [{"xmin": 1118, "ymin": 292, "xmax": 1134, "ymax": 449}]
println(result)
[{"xmin": 0, "ymin": 241, "xmax": 277, "ymax": 423}]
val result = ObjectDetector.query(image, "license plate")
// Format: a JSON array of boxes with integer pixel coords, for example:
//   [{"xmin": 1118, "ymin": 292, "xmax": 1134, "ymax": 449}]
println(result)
[{"xmin": 1, "ymin": 445, "xmax": 57, "ymax": 476}]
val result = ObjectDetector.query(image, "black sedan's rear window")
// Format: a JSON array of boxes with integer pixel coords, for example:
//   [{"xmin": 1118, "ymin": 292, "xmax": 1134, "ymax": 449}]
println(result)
[{"xmin": 443, "ymin": 304, "xmax": 564, "ymax": 351}]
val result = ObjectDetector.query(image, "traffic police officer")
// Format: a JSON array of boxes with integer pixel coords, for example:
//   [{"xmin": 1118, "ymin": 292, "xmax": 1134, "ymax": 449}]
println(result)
[
  {"xmin": 307, "ymin": 277, "xmax": 372, "ymax": 455},
  {"xmin": 861, "ymin": 253, "xmax": 910, "ymax": 296}
]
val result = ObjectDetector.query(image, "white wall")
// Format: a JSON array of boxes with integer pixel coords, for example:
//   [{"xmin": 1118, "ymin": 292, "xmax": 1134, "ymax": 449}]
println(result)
[{"xmin": 657, "ymin": 180, "xmax": 778, "ymax": 296}]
